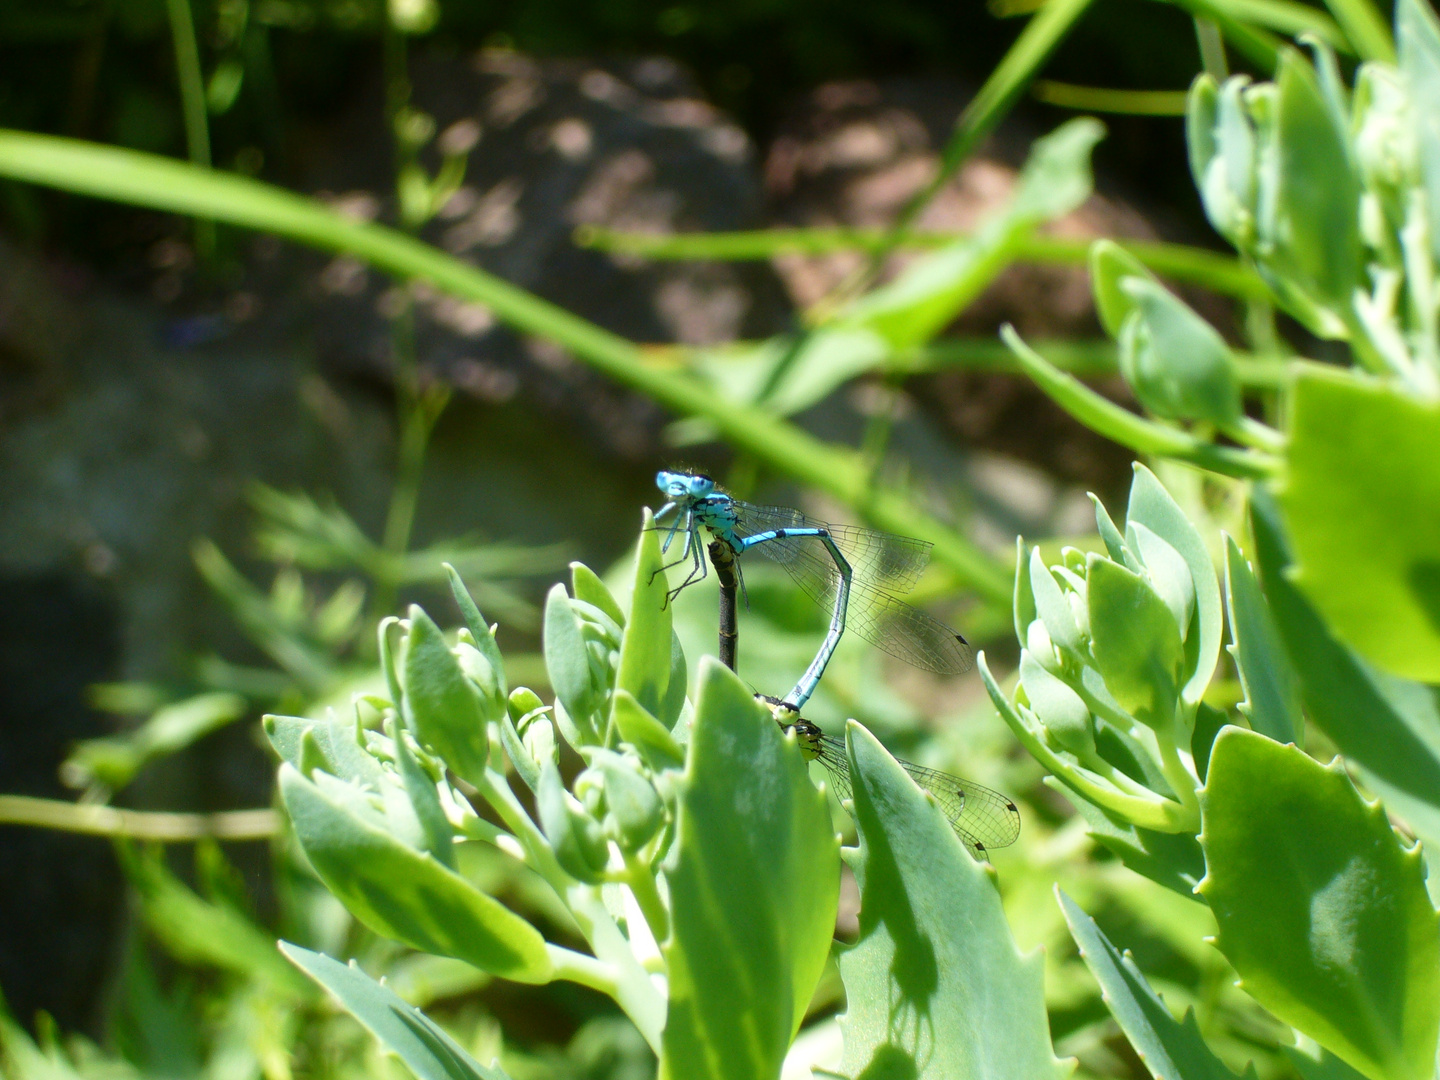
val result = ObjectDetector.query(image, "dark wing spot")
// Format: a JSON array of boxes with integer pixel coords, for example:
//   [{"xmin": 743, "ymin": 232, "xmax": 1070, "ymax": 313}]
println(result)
[
  {"xmin": 974, "ymin": 842, "xmax": 986, "ymax": 851},
  {"xmin": 1006, "ymin": 802, "xmax": 1017, "ymax": 812}
]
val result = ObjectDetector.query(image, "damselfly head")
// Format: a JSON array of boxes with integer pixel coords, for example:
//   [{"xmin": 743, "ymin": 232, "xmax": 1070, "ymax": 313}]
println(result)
[{"xmin": 656, "ymin": 470, "xmax": 715, "ymax": 502}]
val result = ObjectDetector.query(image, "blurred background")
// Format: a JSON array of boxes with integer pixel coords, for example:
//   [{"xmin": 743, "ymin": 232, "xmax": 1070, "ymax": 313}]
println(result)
[{"xmin": 0, "ymin": 0, "xmax": 1276, "ymax": 1076}]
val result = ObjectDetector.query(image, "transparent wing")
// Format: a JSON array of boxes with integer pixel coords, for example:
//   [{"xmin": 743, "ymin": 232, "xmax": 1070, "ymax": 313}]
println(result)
[
  {"xmin": 797, "ymin": 727, "xmax": 1020, "ymax": 856},
  {"xmin": 733, "ymin": 502, "xmax": 972, "ymax": 675},
  {"xmin": 732, "ymin": 502, "xmax": 932, "ymax": 594}
]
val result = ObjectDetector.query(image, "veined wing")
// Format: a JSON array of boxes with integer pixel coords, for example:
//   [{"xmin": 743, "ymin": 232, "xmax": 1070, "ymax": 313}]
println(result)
[
  {"xmin": 736, "ymin": 519, "xmax": 973, "ymax": 674},
  {"xmin": 799, "ymin": 727, "xmax": 1020, "ymax": 856},
  {"xmin": 732, "ymin": 501, "xmax": 932, "ymax": 594}
]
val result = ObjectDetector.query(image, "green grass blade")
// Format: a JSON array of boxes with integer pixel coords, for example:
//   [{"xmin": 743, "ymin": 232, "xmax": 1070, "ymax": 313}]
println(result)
[
  {"xmin": 1032, "ymin": 81, "xmax": 1190, "ymax": 114},
  {"xmin": 1161, "ymin": 0, "xmax": 1284, "ymax": 70},
  {"xmin": 578, "ymin": 227, "xmax": 1268, "ymax": 300},
  {"xmin": 899, "ymin": 0, "xmax": 1096, "ymax": 233},
  {"xmin": 1204, "ymin": 0, "xmax": 1351, "ymax": 49},
  {"xmin": 1319, "ymin": 0, "xmax": 1395, "ymax": 60}
]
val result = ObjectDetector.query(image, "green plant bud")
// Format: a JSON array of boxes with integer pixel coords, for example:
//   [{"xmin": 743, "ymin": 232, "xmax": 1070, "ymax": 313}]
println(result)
[
  {"xmin": 1117, "ymin": 277, "xmax": 1242, "ymax": 425},
  {"xmin": 574, "ymin": 765, "xmax": 605, "ymax": 816},
  {"xmin": 403, "ymin": 605, "xmax": 490, "ymax": 787},
  {"xmin": 589, "ymin": 750, "xmax": 665, "ymax": 852},
  {"xmin": 537, "ymin": 763, "xmax": 610, "ymax": 884},
  {"xmin": 1025, "ymin": 618, "xmax": 1060, "ymax": 671},
  {"xmin": 507, "ymin": 686, "xmax": 546, "ymax": 726},
  {"xmin": 1087, "ymin": 556, "xmax": 1184, "ymax": 731},
  {"xmin": 1191, "ymin": 75, "xmax": 1261, "ymax": 251},
  {"xmin": 544, "ymin": 585, "xmax": 606, "ymax": 730},
  {"xmin": 1353, "ymin": 65, "xmax": 1418, "ymax": 196},
  {"xmin": 454, "ymin": 641, "xmax": 504, "ymax": 721},
  {"xmin": 1052, "ymin": 565, "xmax": 1091, "ymax": 641},
  {"xmin": 1128, "ymin": 522, "xmax": 1196, "ymax": 637},
  {"xmin": 521, "ymin": 716, "xmax": 557, "ymax": 770},
  {"xmin": 1020, "ymin": 652, "xmax": 1095, "ymax": 756}
]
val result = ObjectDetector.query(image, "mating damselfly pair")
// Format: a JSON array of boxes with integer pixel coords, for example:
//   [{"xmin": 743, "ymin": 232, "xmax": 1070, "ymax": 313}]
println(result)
[{"xmin": 652, "ymin": 470, "xmax": 1019, "ymax": 856}]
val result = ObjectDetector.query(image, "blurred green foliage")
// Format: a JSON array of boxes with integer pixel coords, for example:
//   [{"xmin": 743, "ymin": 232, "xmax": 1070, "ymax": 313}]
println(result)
[{"xmin": 4, "ymin": 0, "xmax": 1440, "ymax": 1077}]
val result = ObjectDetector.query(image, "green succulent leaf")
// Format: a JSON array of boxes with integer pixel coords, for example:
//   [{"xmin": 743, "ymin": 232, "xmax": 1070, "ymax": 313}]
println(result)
[
  {"xmin": 1286, "ymin": 1048, "xmax": 1371, "ymax": 1080},
  {"xmin": 1224, "ymin": 535, "xmax": 1302, "ymax": 745},
  {"xmin": 279, "ymin": 764, "xmax": 553, "ymax": 983},
  {"xmin": 839, "ymin": 720, "xmax": 1071, "ymax": 1080},
  {"xmin": 443, "ymin": 563, "xmax": 506, "ymax": 704},
  {"xmin": 1129, "ymin": 521, "xmax": 1196, "ymax": 639},
  {"xmin": 1266, "ymin": 49, "xmax": 1363, "ymax": 318},
  {"xmin": 661, "ymin": 659, "xmax": 838, "ymax": 1080},
  {"xmin": 1251, "ymin": 490, "xmax": 1440, "ymax": 875},
  {"xmin": 1057, "ymin": 889, "xmax": 1242, "ymax": 1080},
  {"xmin": 1199, "ymin": 728, "xmax": 1440, "ymax": 1080},
  {"xmin": 543, "ymin": 584, "xmax": 601, "ymax": 735},
  {"xmin": 404, "ymin": 605, "xmax": 490, "ymax": 787},
  {"xmin": 536, "ymin": 762, "xmax": 610, "ymax": 884},
  {"xmin": 1125, "ymin": 465, "xmax": 1223, "ymax": 705},
  {"xmin": 1020, "ymin": 651, "xmax": 1094, "ymax": 755},
  {"xmin": 612, "ymin": 689, "xmax": 684, "ymax": 772},
  {"xmin": 1069, "ymin": 796, "xmax": 1205, "ymax": 898},
  {"xmin": 1090, "ymin": 238, "xmax": 1155, "ymax": 337},
  {"xmin": 1117, "ymin": 277, "xmax": 1242, "ymax": 426},
  {"xmin": 616, "ymin": 511, "xmax": 674, "ymax": 719},
  {"xmin": 570, "ymin": 561, "xmax": 626, "ymax": 628},
  {"xmin": 1030, "ymin": 545, "xmax": 1083, "ymax": 655},
  {"xmin": 1014, "ymin": 537, "xmax": 1038, "ymax": 645},
  {"xmin": 1092, "ymin": 492, "xmax": 1134, "ymax": 567},
  {"xmin": 1087, "ymin": 556, "xmax": 1184, "ymax": 730},
  {"xmin": 265, "ymin": 713, "xmax": 384, "ymax": 786},
  {"xmin": 393, "ymin": 727, "xmax": 456, "ymax": 869},
  {"xmin": 1281, "ymin": 367, "xmax": 1440, "ymax": 682},
  {"xmin": 280, "ymin": 943, "xmax": 513, "ymax": 1080},
  {"xmin": 593, "ymin": 753, "xmax": 665, "ymax": 851},
  {"xmin": 660, "ymin": 630, "xmax": 688, "ymax": 728}
]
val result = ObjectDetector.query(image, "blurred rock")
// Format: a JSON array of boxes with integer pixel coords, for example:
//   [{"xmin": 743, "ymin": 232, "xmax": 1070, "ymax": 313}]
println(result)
[{"xmin": 221, "ymin": 49, "xmax": 788, "ymax": 461}]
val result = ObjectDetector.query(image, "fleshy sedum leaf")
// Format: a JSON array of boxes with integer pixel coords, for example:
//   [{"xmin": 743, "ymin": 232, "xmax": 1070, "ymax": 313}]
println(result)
[
  {"xmin": 1199, "ymin": 728, "xmax": 1440, "ymax": 1080},
  {"xmin": 660, "ymin": 659, "xmax": 839, "ymax": 1080},
  {"xmin": 839, "ymin": 721, "xmax": 1071, "ymax": 1080},
  {"xmin": 1280, "ymin": 366, "xmax": 1440, "ymax": 682}
]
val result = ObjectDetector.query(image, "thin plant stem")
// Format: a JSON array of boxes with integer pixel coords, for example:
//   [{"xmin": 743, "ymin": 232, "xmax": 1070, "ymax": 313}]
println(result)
[
  {"xmin": 578, "ymin": 226, "xmax": 1269, "ymax": 301},
  {"xmin": 1195, "ymin": 16, "xmax": 1231, "ymax": 79},
  {"xmin": 0, "ymin": 795, "xmax": 279, "ymax": 840},
  {"xmin": 1031, "ymin": 81, "xmax": 1189, "ymax": 115},
  {"xmin": 165, "ymin": 0, "xmax": 215, "ymax": 256},
  {"xmin": 545, "ymin": 945, "xmax": 622, "ymax": 998},
  {"xmin": 623, "ymin": 853, "xmax": 670, "ymax": 945}
]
